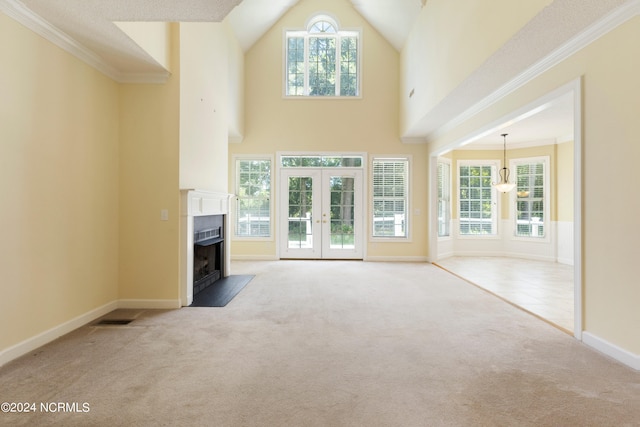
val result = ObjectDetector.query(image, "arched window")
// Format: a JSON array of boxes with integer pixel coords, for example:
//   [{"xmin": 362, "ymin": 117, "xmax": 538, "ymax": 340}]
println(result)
[
  {"xmin": 309, "ymin": 19, "xmax": 336, "ymax": 34},
  {"xmin": 285, "ymin": 14, "xmax": 360, "ymax": 97}
]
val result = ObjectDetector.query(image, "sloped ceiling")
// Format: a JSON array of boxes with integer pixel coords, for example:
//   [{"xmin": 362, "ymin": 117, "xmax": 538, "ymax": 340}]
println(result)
[
  {"xmin": 4, "ymin": 0, "xmax": 636, "ymax": 144},
  {"xmin": 16, "ymin": 0, "xmax": 243, "ymax": 75},
  {"xmin": 228, "ymin": 0, "xmax": 423, "ymax": 51},
  {"xmin": 8, "ymin": 0, "xmax": 420, "ymax": 78}
]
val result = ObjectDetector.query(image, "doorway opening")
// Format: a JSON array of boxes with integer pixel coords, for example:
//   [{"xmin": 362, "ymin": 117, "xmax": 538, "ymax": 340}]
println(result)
[{"xmin": 430, "ymin": 79, "xmax": 582, "ymax": 338}]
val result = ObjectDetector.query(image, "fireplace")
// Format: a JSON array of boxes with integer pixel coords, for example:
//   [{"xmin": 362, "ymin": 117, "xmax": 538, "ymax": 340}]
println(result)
[
  {"xmin": 193, "ymin": 215, "xmax": 224, "ymax": 296},
  {"xmin": 180, "ymin": 190, "xmax": 233, "ymax": 306}
]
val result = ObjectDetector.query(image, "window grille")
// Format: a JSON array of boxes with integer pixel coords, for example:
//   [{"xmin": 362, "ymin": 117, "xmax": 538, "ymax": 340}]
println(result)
[
  {"xmin": 458, "ymin": 163, "xmax": 496, "ymax": 235},
  {"xmin": 235, "ymin": 159, "xmax": 271, "ymax": 237},
  {"xmin": 515, "ymin": 159, "xmax": 547, "ymax": 237},
  {"xmin": 280, "ymin": 155, "xmax": 363, "ymax": 168},
  {"xmin": 285, "ymin": 16, "xmax": 360, "ymax": 97}
]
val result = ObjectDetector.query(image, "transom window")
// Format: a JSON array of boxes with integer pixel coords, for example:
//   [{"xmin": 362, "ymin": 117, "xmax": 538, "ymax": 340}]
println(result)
[
  {"xmin": 281, "ymin": 155, "xmax": 363, "ymax": 168},
  {"xmin": 285, "ymin": 15, "xmax": 360, "ymax": 97},
  {"xmin": 458, "ymin": 161, "xmax": 497, "ymax": 235},
  {"xmin": 514, "ymin": 157, "xmax": 549, "ymax": 237}
]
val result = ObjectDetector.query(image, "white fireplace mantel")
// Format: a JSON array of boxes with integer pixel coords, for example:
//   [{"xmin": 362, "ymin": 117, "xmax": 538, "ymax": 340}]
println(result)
[{"xmin": 180, "ymin": 189, "xmax": 233, "ymax": 306}]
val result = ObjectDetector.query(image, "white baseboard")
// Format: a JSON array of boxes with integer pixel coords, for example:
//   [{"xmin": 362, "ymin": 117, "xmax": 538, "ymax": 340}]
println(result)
[
  {"xmin": 582, "ymin": 331, "xmax": 640, "ymax": 371},
  {"xmin": 435, "ymin": 251, "xmax": 455, "ymax": 260},
  {"xmin": 447, "ymin": 251, "xmax": 557, "ymax": 263},
  {"xmin": 557, "ymin": 256, "xmax": 574, "ymax": 266},
  {"xmin": 231, "ymin": 255, "xmax": 279, "ymax": 261},
  {"xmin": 0, "ymin": 298, "xmax": 183, "ymax": 367},
  {"xmin": 117, "ymin": 299, "xmax": 181, "ymax": 309},
  {"xmin": 0, "ymin": 300, "xmax": 118, "ymax": 367},
  {"xmin": 364, "ymin": 256, "xmax": 430, "ymax": 262}
]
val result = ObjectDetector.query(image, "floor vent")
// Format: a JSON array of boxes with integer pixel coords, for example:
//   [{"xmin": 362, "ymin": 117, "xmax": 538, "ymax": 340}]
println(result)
[{"xmin": 94, "ymin": 319, "xmax": 133, "ymax": 326}]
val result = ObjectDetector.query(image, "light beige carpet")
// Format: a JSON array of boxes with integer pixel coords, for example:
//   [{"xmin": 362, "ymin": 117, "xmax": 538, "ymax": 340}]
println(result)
[{"xmin": 1, "ymin": 261, "xmax": 638, "ymax": 426}]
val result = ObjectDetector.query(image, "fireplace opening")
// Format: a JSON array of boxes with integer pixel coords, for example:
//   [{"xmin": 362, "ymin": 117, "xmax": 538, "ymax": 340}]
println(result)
[{"xmin": 193, "ymin": 215, "xmax": 224, "ymax": 297}]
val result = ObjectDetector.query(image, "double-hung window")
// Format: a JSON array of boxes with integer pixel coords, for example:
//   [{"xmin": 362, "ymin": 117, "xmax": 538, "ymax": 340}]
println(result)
[
  {"xmin": 235, "ymin": 158, "xmax": 272, "ymax": 238},
  {"xmin": 514, "ymin": 157, "xmax": 549, "ymax": 238},
  {"xmin": 372, "ymin": 157, "xmax": 409, "ymax": 238},
  {"xmin": 458, "ymin": 161, "xmax": 497, "ymax": 235},
  {"xmin": 285, "ymin": 15, "xmax": 360, "ymax": 97},
  {"xmin": 437, "ymin": 160, "xmax": 451, "ymax": 237}
]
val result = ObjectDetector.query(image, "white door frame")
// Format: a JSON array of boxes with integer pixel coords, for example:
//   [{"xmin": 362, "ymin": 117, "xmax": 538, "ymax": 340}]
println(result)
[
  {"xmin": 276, "ymin": 153, "xmax": 366, "ymax": 260},
  {"xmin": 428, "ymin": 78, "xmax": 583, "ymax": 339}
]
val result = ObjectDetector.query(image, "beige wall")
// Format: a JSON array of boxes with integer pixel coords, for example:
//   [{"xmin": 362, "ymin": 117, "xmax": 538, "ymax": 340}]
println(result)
[
  {"xmin": 400, "ymin": 0, "xmax": 552, "ymax": 135},
  {"xmin": 0, "ymin": 14, "xmax": 120, "ymax": 350},
  {"xmin": 117, "ymin": 23, "xmax": 180, "ymax": 302},
  {"xmin": 228, "ymin": 0, "xmax": 429, "ymax": 260},
  {"xmin": 179, "ymin": 22, "xmax": 230, "ymax": 192},
  {"xmin": 227, "ymin": 21, "xmax": 245, "ymax": 143},
  {"xmin": 0, "ymin": 15, "xmax": 244, "ymax": 358},
  {"xmin": 427, "ymin": 16, "xmax": 640, "ymax": 354},
  {"xmin": 0, "ymin": 16, "xmax": 242, "ymax": 359},
  {"xmin": 556, "ymin": 141, "xmax": 574, "ymax": 222}
]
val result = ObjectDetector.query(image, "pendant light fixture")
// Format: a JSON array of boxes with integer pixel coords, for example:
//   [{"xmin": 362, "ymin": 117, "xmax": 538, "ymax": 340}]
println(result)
[{"xmin": 493, "ymin": 133, "xmax": 516, "ymax": 193}]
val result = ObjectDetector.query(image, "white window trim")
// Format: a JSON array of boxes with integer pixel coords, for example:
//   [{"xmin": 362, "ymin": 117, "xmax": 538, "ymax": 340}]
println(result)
[
  {"xmin": 282, "ymin": 14, "xmax": 362, "ymax": 99},
  {"xmin": 370, "ymin": 155, "xmax": 412, "ymax": 242},
  {"xmin": 437, "ymin": 158, "xmax": 452, "ymax": 240},
  {"xmin": 278, "ymin": 153, "xmax": 365, "ymax": 168},
  {"xmin": 232, "ymin": 154, "xmax": 275, "ymax": 242},
  {"xmin": 456, "ymin": 159, "xmax": 500, "ymax": 239},
  {"xmin": 509, "ymin": 156, "xmax": 551, "ymax": 243}
]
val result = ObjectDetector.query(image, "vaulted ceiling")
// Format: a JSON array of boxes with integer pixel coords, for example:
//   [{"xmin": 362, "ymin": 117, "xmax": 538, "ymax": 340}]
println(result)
[
  {"xmin": 4, "ymin": 0, "xmax": 635, "ymax": 145},
  {"xmin": 12, "ymin": 0, "xmax": 422, "ymax": 78}
]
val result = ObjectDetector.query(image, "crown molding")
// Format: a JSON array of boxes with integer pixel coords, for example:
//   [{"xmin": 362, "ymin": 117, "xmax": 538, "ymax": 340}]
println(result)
[
  {"xmin": 119, "ymin": 72, "xmax": 171, "ymax": 84},
  {"xmin": 429, "ymin": 0, "xmax": 640, "ymax": 141},
  {"xmin": 1, "ymin": 0, "xmax": 120, "ymax": 80},
  {"xmin": 0, "ymin": 0, "xmax": 169, "ymax": 84}
]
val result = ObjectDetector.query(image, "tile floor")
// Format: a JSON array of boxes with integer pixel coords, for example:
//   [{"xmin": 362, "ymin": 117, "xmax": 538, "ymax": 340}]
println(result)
[{"xmin": 434, "ymin": 257, "xmax": 574, "ymax": 333}]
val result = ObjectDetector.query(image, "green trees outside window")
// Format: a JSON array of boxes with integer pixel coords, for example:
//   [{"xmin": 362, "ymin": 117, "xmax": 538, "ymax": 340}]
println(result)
[
  {"xmin": 286, "ymin": 16, "xmax": 359, "ymax": 97},
  {"xmin": 236, "ymin": 159, "xmax": 271, "ymax": 237}
]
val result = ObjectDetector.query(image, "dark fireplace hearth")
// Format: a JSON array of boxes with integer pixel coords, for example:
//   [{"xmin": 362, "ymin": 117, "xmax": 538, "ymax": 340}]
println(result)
[{"xmin": 193, "ymin": 215, "xmax": 224, "ymax": 296}]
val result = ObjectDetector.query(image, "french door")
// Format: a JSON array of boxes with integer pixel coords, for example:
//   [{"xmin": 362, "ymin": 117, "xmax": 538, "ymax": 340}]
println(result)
[{"xmin": 280, "ymin": 168, "xmax": 363, "ymax": 259}]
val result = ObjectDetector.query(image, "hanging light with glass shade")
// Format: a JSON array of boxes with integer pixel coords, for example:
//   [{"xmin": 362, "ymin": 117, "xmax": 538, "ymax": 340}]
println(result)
[{"xmin": 493, "ymin": 133, "xmax": 516, "ymax": 193}]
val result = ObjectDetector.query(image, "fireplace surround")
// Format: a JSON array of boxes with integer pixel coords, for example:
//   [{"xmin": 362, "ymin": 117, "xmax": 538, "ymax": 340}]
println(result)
[{"xmin": 180, "ymin": 190, "xmax": 233, "ymax": 306}]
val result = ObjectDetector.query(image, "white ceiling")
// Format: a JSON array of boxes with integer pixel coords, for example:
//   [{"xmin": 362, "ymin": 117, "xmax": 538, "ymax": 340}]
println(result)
[
  {"xmin": 227, "ymin": 0, "xmax": 422, "ymax": 52},
  {"xmin": 459, "ymin": 92, "xmax": 575, "ymax": 150},
  {"xmin": 17, "ymin": 0, "xmax": 421, "ymax": 75},
  {"xmin": 17, "ymin": 0, "xmax": 242, "ymax": 73},
  {"xmin": 7, "ymin": 0, "xmax": 633, "ymax": 145}
]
